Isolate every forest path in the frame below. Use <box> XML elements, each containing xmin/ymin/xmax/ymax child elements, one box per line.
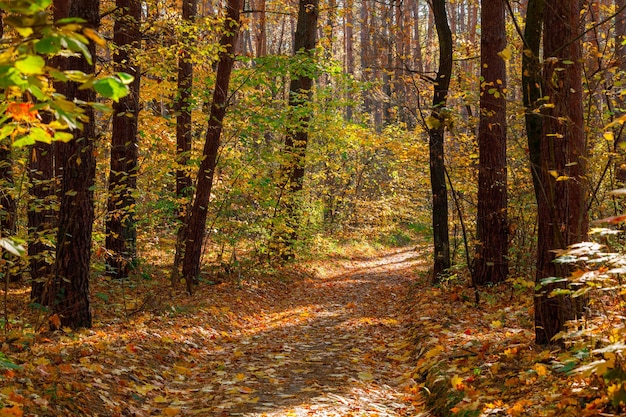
<box><xmin>9</xmin><ymin>247</ymin><xmax>429</xmax><ymax>416</ymax></box>
<box><xmin>194</xmin><ymin>247</ymin><xmax>428</xmax><ymax>416</ymax></box>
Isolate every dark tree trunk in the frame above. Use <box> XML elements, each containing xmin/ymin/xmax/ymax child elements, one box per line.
<box><xmin>614</xmin><ymin>0</ymin><xmax>626</xmax><ymax>185</ymax></box>
<box><xmin>28</xmin><ymin>143</ymin><xmax>55</xmax><ymax>305</ymax></box>
<box><xmin>181</xmin><ymin>0</ymin><xmax>242</xmax><ymax>292</ymax></box>
<box><xmin>522</xmin><ymin>0</ymin><xmax>544</xmax><ymax>196</ymax></box>
<box><xmin>273</xmin><ymin>0</ymin><xmax>319</xmax><ymax>259</ymax></box>
<box><xmin>51</xmin><ymin>0</ymin><xmax>99</xmax><ymax>329</ymax></box>
<box><xmin>106</xmin><ymin>0</ymin><xmax>142</xmax><ymax>279</ymax></box>
<box><xmin>428</xmin><ymin>0</ymin><xmax>452</xmax><ymax>282</ymax></box>
<box><xmin>29</xmin><ymin>3</ymin><xmax>67</xmax><ymax>305</ymax></box>
<box><xmin>171</xmin><ymin>0</ymin><xmax>197</xmax><ymax>283</ymax></box>
<box><xmin>473</xmin><ymin>0</ymin><xmax>508</xmax><ymax>285</ymax></box>
<box><xmin>535</xmin><ymin>0</ymin><xmax>588</xmax><ymax>345</ymax></box>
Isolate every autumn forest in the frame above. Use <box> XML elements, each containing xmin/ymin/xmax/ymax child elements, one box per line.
<box><xmin>1</xmin><ymin>0</ymin><xmax>626</xmax><ymax>415</ymax></box>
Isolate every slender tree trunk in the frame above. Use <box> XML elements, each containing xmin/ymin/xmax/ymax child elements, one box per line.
<box><xmin>29</xmin><ymin>3</ymin><xmax>67</xmax><ymax>305</ymax></box>
<box><xmin>181</xmin><ymin>0</ymin><xmax>242</xmax><ymax>292</ymax></box>
<box><xmin>171</xmin><ymin>0</ymin><xmax>197</xmax><ymax>283</ymax></box>
<box><xmin>272</xmin><ymin>0</ymin><xmax>319</xmax><ymax>260</ymax></box>
<box><xmin>28</xmin><ymin>143</ymin><xmax>55</xmax><ymax>305</ymax></box>
<box><xmin>522</xmin><ymin>0</ymin><xmax>544</xmax><ymax>196</ymax></box>
<box><xmin>360</xmin><ymin>0</ymin><xmax>372</xmax><ymax>116</ymax></box>
<box><xmin>473</xmin><ymin>0</ymin><xmax>508</xmax><ymax>285</ymax></box>
<box><xmin>51</xmin><ymin>0</ymin><xmax>99</xmax><ymax>329</ymax></box>
<box><xmin>428</xmin><ymin>0</ymin><xmax>452</xmax><ymax>282</ymax></box>
<box><xmin>106</xmin><ymin>0</ymin><xmax>142</xmax><ymax>280</ymax></box>
<box><xmin>344</xmin><ymin>0</ymin><xmax>354</xmax><ymax>121</ymax></box>
<box><xmin>614</xmin><ymin>0</ymin><xmax>626</xmax><ymax>184</ymax></box>
<box><xmin>535</xmin><ymin>0</ymin><xmax>588</xmax><ymax>345</ymax></box>
<box><xmin>254</xmin><ymin>0</ymin><xmax>267</xmax><ymax>57</ymax></box>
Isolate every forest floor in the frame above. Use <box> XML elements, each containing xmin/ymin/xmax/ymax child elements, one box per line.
<box><xmin>0</xmin><ymin>245</ymin><xmax>429</xmax><ymax>416</ymax></box>
<box><xmin>0</xmin><ymin>241</ymin><xmax>620</xmax><ymax>417</ymax></box>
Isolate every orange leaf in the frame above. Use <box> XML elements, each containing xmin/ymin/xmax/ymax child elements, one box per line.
<box><xmin>49</xmin><ymin>314</ymin><xmax>61</xmax><ymax>328</ymax></box>
<box><xmin>7</xmin><ymin>102</ymin><xmax>38</xmax><ymax>121</ymax></box>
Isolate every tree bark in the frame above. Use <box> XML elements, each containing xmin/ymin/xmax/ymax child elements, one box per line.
<box><xmin>272</xmin><ymin>0</ymin><xmax>319</xmax><ymax>259</ymax></box>
<box><xmin>51</xmin><ymin>0</ymin><xmax>99</xmax><ymax>329</ymax></box>
<box><xmin>473</xmin><ymin>0</ymin><xmax>508</xmax><ymax>285</ymax></box>
<box><xmin>522</xmin><ymin>0</ymin><xmax>544</xmax><ymax>196</ymax></box>
<box><xmin>428</xmin><ymin>0</ymin><xmax>452</xmax><ymax>282</ymax></box>
<box><xmin>535</xmin><ymin>0</ymin><xmax>588</xmax><ymax>345</ymax></box>
<box><xmin>106</xmin><ymin>0</ymin><xmax>142</xmax><ymax>280</ymax></box>
<box><xmin>171</xmin><ymin>0</ymin><xmax>197</xmax><ymax>283</ymax></box>
<box><xmin>181</xmin><ymin>0</ymin><xmax>242</xmax><ymax>292</ymax></box>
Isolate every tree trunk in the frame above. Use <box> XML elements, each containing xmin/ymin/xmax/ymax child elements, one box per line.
<box><xmin>344</xmin><ymin>0</ymin><xmax>354</xmax><ymax>121</ymax></box>
<box><xmin>171</xmin><ymin>0</ymin><xmax>197</xmax><ymax>283</ymax></box>
<box><xmin>181</xmin><ymin>0</ymin><xmax>242</xmax><ymax>292</ymax></box>
<box><xmin>535</xmin><ymin>0</ymin><xmax>588</xmax><ymax>345</ymax></box>
<box><xmin>106</xmin><ymin>0</ymin><xmax>142</xmax><ymax>280</ymax></box>
<box><xmin>522</xmin><ymin>0</ymin><xmax>544</xmax><ymax>196</ymax></box>
<box><xmin>272</xmin><ymin>0</ymin><xmax>319</xmax><ymax>259</ymax></box>
<box><xmin>51</xmin><ymin>0</ymin><xmax>99</xmax><ymax>329</ymax></box>
<box><xmin>428</xmin><ymin>0</ymin><xmax>452</xmax><ymax>282</ymax></box>
<box><xmin>28</xmin><ymin>142</ymin><xmax>55</xmax><ymax>305</ymax></box>
<box><xmin>473</xmin><ymin>0</ymin><xmax>508</xmax><ymax>285</ymax></box>
<box><xmin>614</xmin><ymin>0</ymin><xmax>626</xmax><ymax>184</ymax></box>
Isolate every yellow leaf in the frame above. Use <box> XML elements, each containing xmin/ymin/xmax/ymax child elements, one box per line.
<box><xmin>153</xmin><ymin>395</ymin><xmax>169</xmax><ymax>403</ymax></box>
<box><xmin>490</xmin><ymin>320</ymin><xmax>502</xmax><ymax>329</ymax></box>
<box><xmin>533</xmin><ymin>363</ymin><xmax>549</xmax><ymax>377</ymax></box>
<box><xmin>162</xmin><ymin>407</ymin><xmax>180</xmax><ymax>417</ymax></box>
<box><xmin>451</xmin><ymin>374</ymin><xmax>464</xmax><ymax>390</ymax></box>
<box><xmin>425</xmin><ymin>115</ymin><xmax>441</xmax><ymax>130</ymax></box>
<box><xmin>604</xmin><ymin>131</ymin><xmax>615</xmax><ymax>141</ymax></box>
<box><xmin>83</xmin><ymin>28</ymin><xmax>107</xmax><ymax>47</ymax></box>
<box><xmin>424</xmin><ymin>345</ymin><xmax>444</xmax><ymax>360</ymax></box>
<box><xmin>498</xmin><ymin>45</ymin><xmax>513</xmax><ymax>61</ymax></box>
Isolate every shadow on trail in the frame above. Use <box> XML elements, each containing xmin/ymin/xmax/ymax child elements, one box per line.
<box><xmin>195</xmin><ymin>248</ymin><xmax>427</xmax><ymax>416</ymax></box>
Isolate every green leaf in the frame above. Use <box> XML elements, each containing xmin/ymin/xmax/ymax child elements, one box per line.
<box><xmin>116</xmin><ymin>72</ymin><xmax>135</xmax><ymax>85</ymax></box>
<box><xmin>15</xmin><ymin>55</ymin><xmax>45</xmax><ymax>75</ymax></box>
<box><xmin>93</xmin><ymin>77</ymin><xmax>129</xmax><ymax>101</ymax></box>
<box><xmin>53</xmin><ymin>131</ymin><xmax>73</xmax><ymax>142</ymax></box>
<box><xmin>35</xmin><ymin>36</ymin><xmax>62</xmax><ymax>54</ymax></box>
<box><xmin>0</xmin><ymin>123</ymin><xmax>16</xmax><ymax>141</ymax></box>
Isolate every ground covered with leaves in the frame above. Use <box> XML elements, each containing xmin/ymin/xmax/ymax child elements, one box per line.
<box><xmin>0</xmin><ymin>247</ymin><xmax>427</xmax><ymax>417</ymax></box>
<box><xmin>1</xmin><ymin>243</ymin><xmax>623</xmax><ymax>416</ymax></box>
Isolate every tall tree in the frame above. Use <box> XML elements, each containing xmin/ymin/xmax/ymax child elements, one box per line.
<box><xmin>180</xmin><ymin>0</ymin><xmax>242</xmax><ymax>292</ymax></box>
<box><xmin>428</xmin><ymin>0</ymin><xmax>452</xmax><ymax>282</ymax></box>
<box><xmin>522</xmin><ymin>0</ymin><xmax>544</xmax><ymax>195</ymax></box>
<box><xmin>106</xmin><ymin>0</ymin><xmax>142</xmax><ymax>279</ymax></box>
<box><xmin>171</xmin><ymin>0</ymin><xmax>197</xmax><ymax>283</ymax></box>
<box><xmin>29</xmin><ymin>1</ymin><xmax>68</xmax><ymax>305</ymax></box>
<box><xmin>273</xmin><ymin>0</ymin><xmax>319</xmax><ymax>259</ymax></box>
<box><xmin>50</xmin><ymin>0</ymin><xmax>99</xmax><ymax>328</ymax></box>
<box><xmin>534</xmin><ymin>0</ymin><xmax>587</xmax><ymax>345</ymax></box>
<box><xmin>473</xmin><ymin>0</ymin><xmax>508</xmax><ymax>285</ymax></box>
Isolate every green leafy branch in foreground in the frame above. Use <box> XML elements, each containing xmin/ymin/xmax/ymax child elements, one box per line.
<box><xmin>0</xmin><ymin>0</ymin><xmax>133</xmax><ymax>148</ymax></box>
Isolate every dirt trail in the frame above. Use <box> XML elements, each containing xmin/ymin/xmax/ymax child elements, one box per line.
<box><xmin>200</xmin><ymin>248</ymin><xmax>428</xmax><ymax>416</ymax></box>
<box><xmin>8</xmin><ymin>248</ymin><xmax>429</xmax><ymax>417</ymax></box>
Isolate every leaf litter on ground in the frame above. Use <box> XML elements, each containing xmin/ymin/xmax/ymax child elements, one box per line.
<box><xmin>0</xmin><ymin>247</ymin><xmax>428</xmax><ymax>416</ymax></box>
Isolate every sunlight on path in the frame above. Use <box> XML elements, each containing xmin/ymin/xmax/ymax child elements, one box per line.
<box><xmin>212</xmin><ymin>249</ymin><xmax>428</xmax><ymax>417</ymax></box>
